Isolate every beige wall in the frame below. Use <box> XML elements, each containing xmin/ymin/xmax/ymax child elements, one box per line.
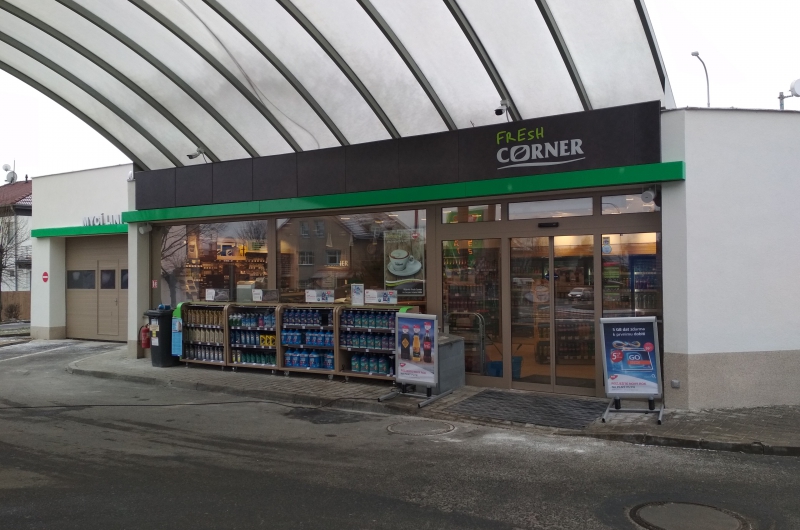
<box><xmin>665</xmin><ymin>350</ymin><xmax>800</xmax><ymax>410</ymax></box>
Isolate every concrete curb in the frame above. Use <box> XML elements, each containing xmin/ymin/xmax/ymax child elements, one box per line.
<box><xmin>0</xmin><ymin>338</ymin><xmax>31</xmax><ymax>348</ymax></box>
<box><xmin>67</xmin><ymin>361</ymin><xmax>800</xmax><ymax>456</ymax></box>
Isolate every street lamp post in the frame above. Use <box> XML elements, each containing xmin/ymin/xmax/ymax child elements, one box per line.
<box><xmin>691</xmin><ymin>51</ymin><xmax>710</xmax><ymax>108</ymax></box>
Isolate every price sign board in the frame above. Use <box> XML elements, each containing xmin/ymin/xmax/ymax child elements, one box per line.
<box><xmin>365</xmin><ymin>289</ymin><xmax>397</xmax><ymax>304</ymax></box>
<box><xmin>600</xmin><ymin>317</ymin><xmax>662</xmax><ymax>399</ymax></box>
<box><xmin>305</xmin><ymin>289</ymin><xmax>334</xmax><ymax>303</ymax></box>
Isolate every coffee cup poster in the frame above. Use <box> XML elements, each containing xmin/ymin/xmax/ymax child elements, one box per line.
<box><xmin>384</xmin><ymin>229</ymin><xmax>425</xmax><ymax>297</ymax></box>
<box><xmin>396</xmin><ymin>315</ymin><xmax>436</xmax><ymax>385</ymax></box>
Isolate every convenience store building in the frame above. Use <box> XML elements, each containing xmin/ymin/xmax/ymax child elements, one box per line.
<box><xmin>31</xmin><ymin>105</ymin><xmax>800</xmax><ymax>410</ymax></box>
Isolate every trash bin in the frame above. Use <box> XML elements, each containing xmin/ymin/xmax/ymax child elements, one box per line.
<box><xmin>144</xmin><ymin>308</ymin><xmax>178</xmax><ymax>367</ymax></box>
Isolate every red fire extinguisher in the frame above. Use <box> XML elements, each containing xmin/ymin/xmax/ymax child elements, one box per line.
<box><xmin>140</xmin><ymin>324</ymin><xmax>151</xmax><ymax>349</ymax></box>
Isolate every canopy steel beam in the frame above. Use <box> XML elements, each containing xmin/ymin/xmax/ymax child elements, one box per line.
<box><xmin>203</xmin><ymin>0</ymin><xmax>348</xmax><ymax>146</ymax></box>
<box><xmin>55</xmin><ymin>0</ymin><xmax>258</xmax><ymax>158</ymax></box>
<box><xmin>129</xmin><ymin>0</ymin><xmax>302</xmax><ymax>153</ymax></box>
<box><xmin>0</xmin><ymin>60</ymin><xmax>148</xmax><ymax>170</ymax></box>
<box><xmin>356</xmin><ymin>0</ymin><xmax>456</xmax><ymax>131</ymax></box>
<box><xmin>0</xmin><ymin>0</ymin><xmax>213</xmax><ymax>163</ymax></box>
<box><xmin>633</xmin><ymin>0</ymin><xmax>666</xmax><ymax>91</ymax></box>
<box><xmin>276</xmin><ymin>0</ymin><xmax>399</xmax><ymax>139</ymax></box>
<box><xmin>535</xmin><ymin>0</ymin><xmax>592</xmax><ymax>111</ymax></box>
<box><xmin>443</xmin><ymin>0</ymin><xmax>521</xmax><ymax>122</ymax></box>
<box><xmin>0</xmin><ymin>31</ymin><xmax>179</xmax><ymax>166</ymax></box>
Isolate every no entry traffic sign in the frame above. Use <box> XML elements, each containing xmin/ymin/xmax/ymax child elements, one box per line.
<box><xmin>42</xmin><ymin>272</ymin><xmax>49</xmax><ymax>283</ymax></box>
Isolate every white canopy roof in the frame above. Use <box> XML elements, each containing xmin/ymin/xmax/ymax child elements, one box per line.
<box><xmin>0</xmin><ymin>0</ymin><xmax>673</xmax><ymax>170</ymax></box>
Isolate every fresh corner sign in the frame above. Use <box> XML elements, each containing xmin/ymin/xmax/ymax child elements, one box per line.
<box><xmin>82</xmin><ymin>213</ymin><xmax>122</xmax><ymax>226</ymax></box>
<box><xmin>495</xmin><ymin>126</ymin><xmax>584</xmax><ymax>170</ymax></box>
<box><xmin>457</xmin><ymin>100</ymin><xmax>661</xmax><ymax>182</ymax></box>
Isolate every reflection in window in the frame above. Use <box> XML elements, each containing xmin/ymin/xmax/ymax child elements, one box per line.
<box><xmin>121</xmin><ymin>269</ymin><xmax>129</xmax><ymax>289</ymax></box>
<box><xmin>279</xmin><ymin>210</ymin><xmax>426</xmax><ymax>305</ymax></box>
<box><xmin>442</xmin><ymin>204</ymin><xmax>501</xmax><ymax>223</ymax></box>
<box><xmin>67</xmin><ymin>270</ymin><xmax>95</xmax><ymax>289</ymax></box>
<box><xmin>159</xmin><ymin>221</ymin><xmax>268</xmax><ymax>307</ymax></box>
<box><xmin>100</xmin><ymin>270</ymin><xmax>116</xmax><ymax>289</ymax></box>
<box><xmin>602</xmin><ymin>194</ymin><xmax>660</xmax><ymax>214</ymax></box>
<box><xmin>509</xmin><ymin>198</ymin><xmax>592</xmax><ymax>219</ymax></box>
<box><xmin>326</xmin><ymin>250</ymin><xmax>341</xmax><ymax>265</ymax></box>
<box><xmin>300</xmin><ymin>221</ymin><xmax>310</xmax><ymax>238</ymax></box>
<box><xmin>602</xmin><ymin>233</ymin><xmax>662</xmax><ymax>318</ymax></box>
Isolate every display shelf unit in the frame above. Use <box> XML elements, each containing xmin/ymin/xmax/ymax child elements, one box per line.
<box><xmin>338</xmin><ymin>305</ymin><xmax>411</xmax><ymax>381</ymax></box>
<box><xmin>180</xmin><ymin>303</ymin><xmax>228</xmax><ymax>366</ymax></box>
<box><xmin>227</xmin><ymin>303</ymin><xmax>279</xmax><ymax>371</ymax></box>
<box><xmin>278</xmin><ymin>304</ymin><xmax>337</xmax><ymax>374</ymax></box>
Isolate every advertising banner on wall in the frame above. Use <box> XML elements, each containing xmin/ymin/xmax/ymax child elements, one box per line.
<box><xmin>600</xmin><ymin>317</ymin><xmax>662</xmax><ymax>399</ymax></box>
<box><xmin>396</xmin><ymin>313</ymin><xmax>437</xmax><ymax>386</ymax></box>
<box><xmin>384</xmin><ymin>228</ymin><xmax>425</xmax><ymax>297</ymax></box>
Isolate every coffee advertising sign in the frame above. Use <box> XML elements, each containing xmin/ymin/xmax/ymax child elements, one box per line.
<box><xmin>384</xmin><ymin>228</ymin><xmax>425</xmax><ymax>297</ymax></box>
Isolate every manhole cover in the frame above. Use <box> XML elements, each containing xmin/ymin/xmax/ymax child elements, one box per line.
<box><xmin>631</xmin><ymin>502</ymin><xmax>750</xmax><ymax>530</ymax></box>
<box><xmin>387</xmin><ymin>420</ymin><xmax>455</xmax><ymax>436</ymax></box>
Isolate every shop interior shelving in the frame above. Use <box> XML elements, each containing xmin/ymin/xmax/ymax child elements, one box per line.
<box><xmin>338</xmin><ymin>305</ymin><xmax>404</xmax><ymax>381</ymax></box>
<box><xmin>278</xmin><ymin>304</ymin><xmax>338</xmax><ymax>377</ymax></box>
<box><xmin>227</xmin><ymin>303</ymin><xmax>279</xmax><ymax>371</ymax></box>
<box><xmin>180</xmin><ymin>303</ymin><xmax>227</xmax><ymax>367</ymax></box>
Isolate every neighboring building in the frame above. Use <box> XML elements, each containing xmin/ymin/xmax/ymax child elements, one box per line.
<box><xmin>0</xmin><ymin>179</ymin><xmax>33</xmax><ymax>292</ymax></box>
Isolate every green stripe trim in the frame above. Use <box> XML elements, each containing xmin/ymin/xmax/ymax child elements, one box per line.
<box><xmin>32</xmin><ymin>224</ymin><xmax>128</xmax><ymax>238</ymax></box>
<box><xmin>122</xmin><ymin>162</ymin><xmax>684</xmax><ymax>223</ymax></box>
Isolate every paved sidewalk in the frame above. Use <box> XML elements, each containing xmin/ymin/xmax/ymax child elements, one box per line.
<box><xmin>67</xmin><ymin>348</ymin><xmax>800</xmax><ymax>456</ymax></box>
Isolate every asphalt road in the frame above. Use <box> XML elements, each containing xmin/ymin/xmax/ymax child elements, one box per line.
<box><xmin>0</xmin><ymin>341</ymin><xmax>798</xmax><ymax>529</ymax></box>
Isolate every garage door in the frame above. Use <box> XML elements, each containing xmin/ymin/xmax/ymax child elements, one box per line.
<box><xmin>66</xmin><ymin>235</ymin><xmax>128</xmax><ymax>341</ymax></box>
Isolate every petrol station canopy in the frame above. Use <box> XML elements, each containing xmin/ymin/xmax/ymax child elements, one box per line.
<box><xmin>0</xmin><ymin>0</ymin><xmax>673</xmax><ymax>171</ymax></box>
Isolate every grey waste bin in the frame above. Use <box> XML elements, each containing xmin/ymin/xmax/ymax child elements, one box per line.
<box><xmin>144</xmin><ymin>309</ymin><xmax>178</xmax><ymax>367</ymax></box>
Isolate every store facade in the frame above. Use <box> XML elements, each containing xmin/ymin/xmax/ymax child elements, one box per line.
<box><xmin>31</xmin><ymin>106</ymin><xmax>800</xmax><ymax>409</ymax></box>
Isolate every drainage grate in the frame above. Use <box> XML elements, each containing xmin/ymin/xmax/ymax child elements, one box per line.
<box><xmin>446</xmin><ymin>389</ymin><xmax>608</xmax><ymax>430</ymax></box>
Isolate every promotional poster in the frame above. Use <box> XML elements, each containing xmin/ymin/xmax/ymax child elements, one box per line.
<box><xmin>396</xmin><ymin>314</ymin><xmax>437</xmax><ymax>386</ymax></box>
<box><xmin>600</xmin><ymin>317</ymin><xmax>662</xmax><ymax>398</ymax></box>
<box><xmin>384</xmin><ymin>229</ymin><xmax>425</xmax><ymax>297</ymax></box>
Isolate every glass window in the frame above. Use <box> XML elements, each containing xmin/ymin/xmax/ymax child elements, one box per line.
<box><xmin>602</xmin><ymin>233</ymin><xmax>662</xmax><ymax>318</ymax></box>
<box><xmin>509</xmin><ymin>198</ymin><xmax>592</xmax><ymax>220</ymax></box>
<box><xmin>326</xmin><ymin>250</ymin><xmax>342</xmax><ymax>266</ymax></box>
<box><xmin>314</xmin><ymin>220</ymin><xmax>326</xmax><ymax>238</ymax></box>
<box><xmin>443</xmin><ymin>239</ymin><xmax>502</xmax><ymax>377</ymax></box>
<box><xmin>279</xmin><ymin>210</ymin><xmax>426</xmax><ymax>305</ymax></box>
<box><xmin>67</xmin><ymin>270</ymin><xmax>95</xmax><ymax>289</ymax></box>
<box><xmin>159</xmin><ymin>221</ymin><xmax>268</xmax><ymax>307</ymax></box>
<box><xmin>300</xmin><ymin>221</ymin><xmax>310</xmax><ymax>238</ymax></box>
<box><xmin>121</xmin><ymin>269</ymin><xmax>129</xmax><ymax>290</ymax></box>
<box><xmin>442</xmin><ymin>204</ymin><xmax>501</xmax><ymax>224</ymax></box>
<box><xmin>100</xmin><ymin>270</ymin><xmax>116</xmax><ymax>289</ymax></box>
<box><xmin>602</xmin><ymin>194</ymin><xmax>660</xmax><ymax>214</ymax></box>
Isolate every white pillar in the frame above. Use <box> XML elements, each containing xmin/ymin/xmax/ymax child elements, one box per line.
<box><xmin>30</xmin><ymin>236</ymin><xmax>66</xmax><ymax>339</ymax></box>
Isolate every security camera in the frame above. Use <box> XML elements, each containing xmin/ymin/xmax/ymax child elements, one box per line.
<box><xmin>641</xmin><ymin>189</ymin><xmax>657</xmax><ymax>204</ymax></box>
<box><xmin>138</xmin><ymin>223</ymin><xmax>153</xmax><ymax>235</ymax></box>
<box><xmin>127</xmin><ymin>170</ymin><xmax>134</xmax><ymax>182</ymax></box>
<box><xmin>495</xmin><ymin>99</ymin><xmax>509</xmax><ymax>116</ymax></box>
<box><xmin>187</xmin><ymin>147</ymin><xmax>205</xmax><ymax>160</ymax></box>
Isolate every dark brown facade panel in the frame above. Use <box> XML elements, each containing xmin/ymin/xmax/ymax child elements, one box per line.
<box><xmin>297</xmin><ymin>147</ymin><xmax>346</xmax><ymax>196</ymax></box>
<box><xmin>632</xmin><ymin>100</ymin><xmax>662</xmax><ymax>164</ymax></box>
<box><xmin>253</xmin><ymin>153</ymin><xmax>298</xmax><ymax>200</ymax></box>
<box><xmin>398</xmin><ymin>131</ymin><xmax>459</xmax><ymax>187</ymax></box>
<box><xmin>175</xmin><ymin>164</ymin><xmax>212</xmax><ymax>207</ymax></box>
<box><xmin>135</xmin><ymin>167</ymin><xmax>175</xmax><ymax>210</ymax></box>
<box><xmin>345</xmin><ymin>139</ymin><xmax>398</xmax><ymax>193</ymax></box>
<box><xmin>212</xmin><ymin>158</ymin><xmax>253</xmax><ymax>204</ymax></box>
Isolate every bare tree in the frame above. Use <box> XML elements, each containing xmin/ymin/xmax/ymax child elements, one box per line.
<box><xmin>0</xmin><ymin>205</ymin><xmax>29</xmax><ymax>320</ymax></box>
<box><xmin>235</xmin><ymin>220</ymin><xmax>269</xmax><ymax>243</ymax></box>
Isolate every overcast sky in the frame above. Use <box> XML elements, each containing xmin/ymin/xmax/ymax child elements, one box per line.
<box><xmin>0</xmin><ymin>0</ymin><xmax>797</xmax><ymax>179</ymax></box>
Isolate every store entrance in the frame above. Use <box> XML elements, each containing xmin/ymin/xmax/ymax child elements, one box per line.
<box><xmin>510</xmin><ymin>236</ymin><xmax>596</xmax><ymax>394</ymax></box>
